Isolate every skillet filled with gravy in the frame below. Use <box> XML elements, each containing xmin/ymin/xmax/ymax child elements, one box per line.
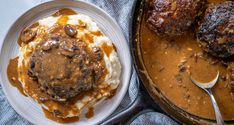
<box><xmin>131</xmin><ymin>0</ymin><xmax>234</xmax><ymax>124</ymax></box>
<box><xmin>102</xmin><ymin>0</ymin><xmax>234</xmax><ymax>124</ymax></box>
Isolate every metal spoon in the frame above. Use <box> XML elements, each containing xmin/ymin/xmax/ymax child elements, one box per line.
<box><xmin>190</xmin><ymin>71</ymin><xmax>224</xmax><ymax>125</ymax></box>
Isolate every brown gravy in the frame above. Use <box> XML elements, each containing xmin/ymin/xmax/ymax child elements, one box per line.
<box><xmin>17</xmin><ymin>22</ymin><xmax>39</xmax><ymax>46</ymax></box>
<box><xmin>7</xmin><ymin>57</ymin><xmax>26</xmax><ymax>96</ymax></box>
<box><xmin>85</xmin><ymin>107</ymin><xmax>94</xmax><ymax>119</ymax></box>
<box><xmin>101</xmin><ymin>42</ymin><xmax>113</xmax><ymax>57</ymax></box>
<box><xmin>140</xmin><ymin>0</ymin><xmax>234</xmax><ymax>120</ymax></box>
<box><xmin>52</xmin><ymin>8</ymin><xmax>77</xmax><ymax>17</ymax></box>
<box><xmin>42</xmin><ymin>108</ymin><xmax>80</xmax><ymax>123</ymax></box>
<box><xmin>57</xmin><ymin>15</ymin><xmax>69</xmax><ymax>25</ymax></box>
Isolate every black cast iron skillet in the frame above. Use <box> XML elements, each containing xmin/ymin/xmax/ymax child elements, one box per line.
<box><xmin>101</xmin><ymin>0</ymin><xmax>234</xmax><ymax>124</ymax></box>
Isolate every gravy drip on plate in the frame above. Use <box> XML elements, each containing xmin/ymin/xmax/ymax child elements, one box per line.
<box><xmin>141</xmin><ymin>0</ymin><xmax>234</xmax><ymax>120</ymax></box>
<box><xmin>52</xmin><ymin>8</ymin><xmax>77</xmax><ymax>17</ymax></box>
<box><xmin>7</xmin><ymin>57</ymin><xmax>26</xmax><ymax>96</ymax></box>
<box><xmin>42</xmin><ymin>108</ymin><xmax>80</xmax><ymax>123</ymax></box>
<box><xmin>85</xmin><ymin>107</ymin><xmax>94</xmax><ymax>119</ymax></box>
<box><xmin>8</xmin><ymin>8</ymin><xmax>118</xmax><ymax>123</ymax></box>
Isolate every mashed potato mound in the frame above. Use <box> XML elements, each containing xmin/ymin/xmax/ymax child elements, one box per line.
<box><xmin>17</xmin><ymin>10</ymin><xmax>121</xmax><ymax>118</ymax></box>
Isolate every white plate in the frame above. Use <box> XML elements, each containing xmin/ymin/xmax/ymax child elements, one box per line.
<box><xmin>0</xmin><ymin>0</ymin><xmax>131</xmax><ymax>125</ymax></box>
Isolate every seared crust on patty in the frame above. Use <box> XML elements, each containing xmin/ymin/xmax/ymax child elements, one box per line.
<box><xmin>147</xmin><ymin>0</ymin><xmax>207</xmax><ymax>37</ymax></box>
<box><xmin>197</xmin><ymin>1</ymin><xmax>234</xmax><ymax>58</ymax></box>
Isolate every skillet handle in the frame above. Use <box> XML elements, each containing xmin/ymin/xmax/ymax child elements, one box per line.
<box><xmin>101</xmin><ymin>93</ymin><xmax>146</xmax><ymax>125</ymax></box>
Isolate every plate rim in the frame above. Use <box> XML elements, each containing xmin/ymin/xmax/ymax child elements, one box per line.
<box><xmin>0</xmin><ymin>0</ymin><xmax>132</xmax><ymax>124</ymax></box>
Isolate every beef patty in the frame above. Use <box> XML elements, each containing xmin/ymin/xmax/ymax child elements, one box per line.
<box><xmin>197</xmin><ymin>1</ymin><xmax>234</xmax><ymax>58</ymax></box>
<box><xmin>197</xmin><ymin>1</ymin><xmax>234</xmax><ymax>93</ymax></box>
<box><xmin>147</xmin><ymin>0</ymin><xmax>206</xmax><ymax>37</ymax></box>
<box><xmin>28</xmin><ymin>31</ymin><xmax>106</xmax><ymax>101</ymax></box>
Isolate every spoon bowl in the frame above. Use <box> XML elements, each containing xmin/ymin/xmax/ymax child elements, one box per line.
<box><xmin>190</xmin><ymin>71</ymin><xmax>224</xmax><ymax>125</ymax></box>
<box><xmin>190</xmin><ymin>71</ymin><xmax>219</xmax><ymax>89</ymax></box>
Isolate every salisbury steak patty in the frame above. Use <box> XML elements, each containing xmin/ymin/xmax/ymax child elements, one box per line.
<box><xmin>28</xmin><ymin>33</ymin><xmax>106</xmax><ymax>101</ymax></box>
<box><xmin>147</xmin><ymin>0</ymin><xmax>206</xmax><ymax>37</ymax></box>
<box><xmin>197</xmin><ymin>1</ymin><xmax>234</xmax><ymax>58</ymax></box>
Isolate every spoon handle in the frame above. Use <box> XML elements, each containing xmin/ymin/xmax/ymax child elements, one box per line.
<box><xmin>206</xmin><ymin>89</ymin><xmax>224</xmax><ymax>125</ymax></box>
